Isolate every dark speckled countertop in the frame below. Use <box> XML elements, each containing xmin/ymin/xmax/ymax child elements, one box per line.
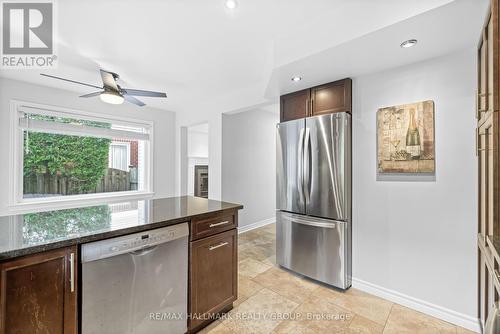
<box><xmin>0</xmin><ymin>196</ymin><xmax>243</xmax><ymax>261</ymax></box>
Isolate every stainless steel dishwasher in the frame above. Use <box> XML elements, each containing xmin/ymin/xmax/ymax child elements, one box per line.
<box><xmin>81</xmin><ymin>223</ymin><xmax>189</xmax><ymax>334</ymax></box>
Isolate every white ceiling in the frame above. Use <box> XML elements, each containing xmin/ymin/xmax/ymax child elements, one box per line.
<box><xmin>267</xmin><ymin>0</ymin><xmax>489</xmax><ymax>97</ymax></box>
<box><xmin>0</xmin><ymin>0</ymin><xmax>486</xmax><ymax>124</ymax></box>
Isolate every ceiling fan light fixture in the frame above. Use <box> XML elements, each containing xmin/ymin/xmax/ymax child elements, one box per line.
<box><xmin>225</xmin><ymin>0</ymin><xmax>238</xmax><ymax>9</ymax></box>
<box><xmin>100</xmin><ymin>91</ymin><xmax>124</xmax><ymax>105</ymax></box>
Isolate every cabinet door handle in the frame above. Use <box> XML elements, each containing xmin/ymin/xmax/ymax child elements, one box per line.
<box><xmin>209</xmin><ymin>221</ymin><xmax>230</xmax><ymax>228</ymax></box>
<box><xmin>209</xmin><ymin>242</ymin><xmax>229</xmax><ymax>251</ymax></box>
<box><xmin>69</xmin><ymin>252</ymin><xmax>75</xmax><ymax>293</ymax></box>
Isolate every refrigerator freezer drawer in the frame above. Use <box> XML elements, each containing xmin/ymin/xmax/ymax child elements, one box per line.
<box><xmin>276</xmin><ymin>211</ymin><xmax>351</xmax><ymax>289</ymax></box>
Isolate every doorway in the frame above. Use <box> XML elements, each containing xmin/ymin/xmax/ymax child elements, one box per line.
<box><xmin>187</xmin><ymin>123</ymin><xmax>209</xmax><ymax>198</ymax></box>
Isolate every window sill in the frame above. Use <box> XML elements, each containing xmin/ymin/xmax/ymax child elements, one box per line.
<box><xmin>7</xmin><ymin>191</ymin><xmax>154</xmax><ymax>215</ymax></box>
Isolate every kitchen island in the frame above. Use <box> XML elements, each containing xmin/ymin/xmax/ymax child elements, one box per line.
<box><xmin>0</xmin><ymin>196</ymin><xmax>243</xmax><ymax>333</ymax></box>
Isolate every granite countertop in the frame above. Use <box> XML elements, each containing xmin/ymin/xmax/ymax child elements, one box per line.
<box><xmin>0</xmin><ymin>196</ymin><xmax>243</xmax><ymax>261</ymax></box>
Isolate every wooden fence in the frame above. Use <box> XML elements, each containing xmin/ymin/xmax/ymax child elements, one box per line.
<box><xmin>24</xmin><ymin>167</ymin><xmax>137</xmax><ymax>196</ymax></box>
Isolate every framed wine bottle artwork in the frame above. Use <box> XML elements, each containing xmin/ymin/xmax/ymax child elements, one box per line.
<box><xmin>377</xmin><ymin>100</ymin><xmax>435</xmax><ymax>174</ymax></box>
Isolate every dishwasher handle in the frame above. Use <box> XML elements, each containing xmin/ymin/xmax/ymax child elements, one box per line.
<box><xmin>129</xmin><ymin>245</ymin><xmax>157</xmax><ymax>256</ymax></box>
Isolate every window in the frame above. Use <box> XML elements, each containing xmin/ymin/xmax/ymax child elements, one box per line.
<box><xmin>109</xmin><ymin>141</ymin><xmax>131</xmax><ymax>171</ymax></box>
<box><xmin>10</xmin><ymin>101</ymin><xmax>153</xmax><ymax>210</ymax></box>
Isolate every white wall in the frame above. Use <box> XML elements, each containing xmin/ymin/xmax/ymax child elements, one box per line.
<box><xmin>187</xmin><ymin>130</ymin><xmax>209</xmax><ymax>158</ymax></box>
<box><xmin>0</xmin><ymin>77</ymin><xmax>176</xmax><ymax>215</ymax></box>
<box><xmin>352</xmin><ymin>48</ymin><xmax>477</xmax><ymax>324</ymax></box>
<box><xmin>222</xmin><ymin>108</ymin><xmax>279</xmax><ymax>227</ymax></box>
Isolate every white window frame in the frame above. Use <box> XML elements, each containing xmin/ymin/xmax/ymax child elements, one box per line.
<box><xmin>9</xmin><ymin>100</ymin><xmax>154</xmax><ymax>213</ymax></box>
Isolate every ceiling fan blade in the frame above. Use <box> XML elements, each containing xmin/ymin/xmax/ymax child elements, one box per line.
<box><xmin>122</xmin><ymin>88</ymin><xmax>167</xmax><ymax>98</ymax></box>
<box><xmin>79</xmin><ymin>91</ymin><xmax>102</xmax><ymax>98</ymax></box>
<box><xmin>40</xmin><ymin>73</ymin><xmax>102</xmax><ymax>89</ymax></box>
<box><xmin>100</xmin><ymin>69</ymin><xmax>119</xmax><ymax>91</ymax></box>
<box><xmin>124</xmin><ymin>94</ymin><xmax>146</xmax><ymax>107</ymax></box>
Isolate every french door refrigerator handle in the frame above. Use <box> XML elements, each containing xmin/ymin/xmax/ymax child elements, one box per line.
<box><xmin>297</xmin><ymin>128</ymin><xmax>305</xmax><ymax>206</ymax></box>
<box><xmin>303</xmin><ymin>127</ymin><xmax>311</xmax><ymax>204</ymax></box>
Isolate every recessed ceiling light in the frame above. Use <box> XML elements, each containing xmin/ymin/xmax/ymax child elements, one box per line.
<box><xmin>400</xmin><ymin>39</ymin><xmax>418</xmax><ymax>48</ymax></box>
<box><xmin>291</xmin><ymin>76</ymin><xmax>302</xmax><ymax>82</ymax></box>
<box><xmin>225</xmin><ymin>0</ymin><xmax>238</xmax><ymax>9</ymax></box>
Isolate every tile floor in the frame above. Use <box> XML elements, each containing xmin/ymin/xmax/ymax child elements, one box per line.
<box><xmin>201</xmin><ymin>224</ymin><xmax>474</xmax><ymax>334</ymax></box>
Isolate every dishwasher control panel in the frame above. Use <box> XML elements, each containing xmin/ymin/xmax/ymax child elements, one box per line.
<box><xmin>81</xmin><ymin>223</ymin><xmax>189</xmax><ymax>263</ymax></box>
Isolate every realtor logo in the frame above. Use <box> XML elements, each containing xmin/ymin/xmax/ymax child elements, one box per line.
<box><xmin>1</xmin><ymin>1</ymin><xmax>57</xmax><ymax>68</ymax></box>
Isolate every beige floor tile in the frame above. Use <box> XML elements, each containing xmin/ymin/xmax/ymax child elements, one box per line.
<box><xmin>248</xmin><ymin>233</ymin><xmax>276</xmax><ymax>248</ymax></box>
<box><xmin>235</xmin><ymin>275</ymin><xmax>264</xmax><ymax>307</ymax></box>
<box><xmin>332</xmin><ymin>288</ymin><xmax>393</xmax><ymax>326</ymax></box>
<box><xmin>272</xmin><ymin>319</ymin><xmax>319</xmax><ymax>334</ymax></box>
<box><xmin>278</xmin><ymin>293</ymin><xmax>354</xmax><ymax>334</ymax></box>
<box><xmin>253</xmin><ymin>267</ymin><xmax>319</xmax><ymax>304</ymax></box>
<box><xmin>239</xmin><ymin>242</ymin><xmax>275</xmax><ymax>263</ymax></box>
<box><xmin>239</xmin><ymin>231</ymin><xmax>264</xmax><ymax>245</ymax></box>
<box><xmin>239</xmin><ymin>258</ymin><xmax>272</xmax><ymax>278</ymax></box>
<box><xmin>238</xmin><ymin>275</ymin><xmax>264</xmax><ymax>299</ymax></box>
<box><xmin>261</xmin><ymin>254</ymin><xmax>277</xmax><ymax>266</ymax></box>
<box><xmin>383</xmin><ymin>305</ymin><xmax>456</xmax><ymax>334</ymax></box>
<box><xmin>346</xmin><ymin>315</ymin><xmax>384</xmax><ymax>334</ymax></box>
<box><xmin>198</xmin><ymin>320</ymin><xmax>222</xmax><ymax>333</ymax></box>
<box><xmin>254</xmin><ymin>223</ymin><xmax>276</xmax><ymax>235</ymax></box>
<box><xmin>221</xmin><ymin>288</ymin><xmax>299</xmax><ymax>334</ymax></box>
<box><xmin>203</xmin><ymin>322</ymin><xmax>235</xmax><ymax>334</ymax></box>
<box><xmin>456</xmin><ymin>326</ymin><xmax>476</xmax><ymax>334</ymax></box>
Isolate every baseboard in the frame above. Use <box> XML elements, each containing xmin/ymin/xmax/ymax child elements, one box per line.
<box><xmin>352</xmin><ymin>277</ymin><xmax>481</xmax><ymax>333</ymax></box>
<box><xmin>238</xmin><ymin>217</ymin><xmax>275</xmax><ymax>234</ymax></box>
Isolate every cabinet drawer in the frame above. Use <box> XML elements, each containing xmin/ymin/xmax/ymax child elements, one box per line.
<box><xmin>189</xmin><ymin>229</ymin><xmax>237</xmax><ymax>331</ymax></box>
<box><xmin>191</xmin><ymin>211</ymin><xmax>237</xmax><ymax>240</ymax></box>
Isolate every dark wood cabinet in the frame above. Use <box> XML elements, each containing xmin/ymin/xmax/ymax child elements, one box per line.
<box><xmin>0</xmin><ymin>246</ymin><xmax>77</xmax><ymax>334</ymax></box>
<box><xmin>280</xmin><ymin>78</ymin><xmax>352</xmax><ymax>122</ymax></box>
<box><xmin>310</xmin><ymin>79</ymin><xmax>352</xmax><ymax>116</ymax></box>
<box><xmin>280</xmin><ymin>89</ymin><xmax>310</xmax><ymax>122</ymax></box>
<box><xmin>189</xmin><ymin>228</ymin><xmax>237</xmax><ymax>332</ymax></box>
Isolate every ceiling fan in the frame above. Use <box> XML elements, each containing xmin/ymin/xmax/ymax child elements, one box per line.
<box><xmin>40</xmin><ymin>69</ymin><xmax>167</xmax><ymax>107</ymax></box>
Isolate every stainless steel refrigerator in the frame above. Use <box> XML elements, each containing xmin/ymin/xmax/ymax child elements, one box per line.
<box><xmin>276</xmin><ymin>112</ymin><xmax>351</xmax><ymax>289</ymax></box>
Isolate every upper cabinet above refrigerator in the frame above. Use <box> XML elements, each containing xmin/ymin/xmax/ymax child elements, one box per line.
<box><xmin>280</xmin><ymin>90</ymin><xmax>310</xmax><ymax>122</ymax></box>
<box><xmin>280</xmin><ymin>78</ymin><xmax>352</xmax><ymax>123</ymax></box>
